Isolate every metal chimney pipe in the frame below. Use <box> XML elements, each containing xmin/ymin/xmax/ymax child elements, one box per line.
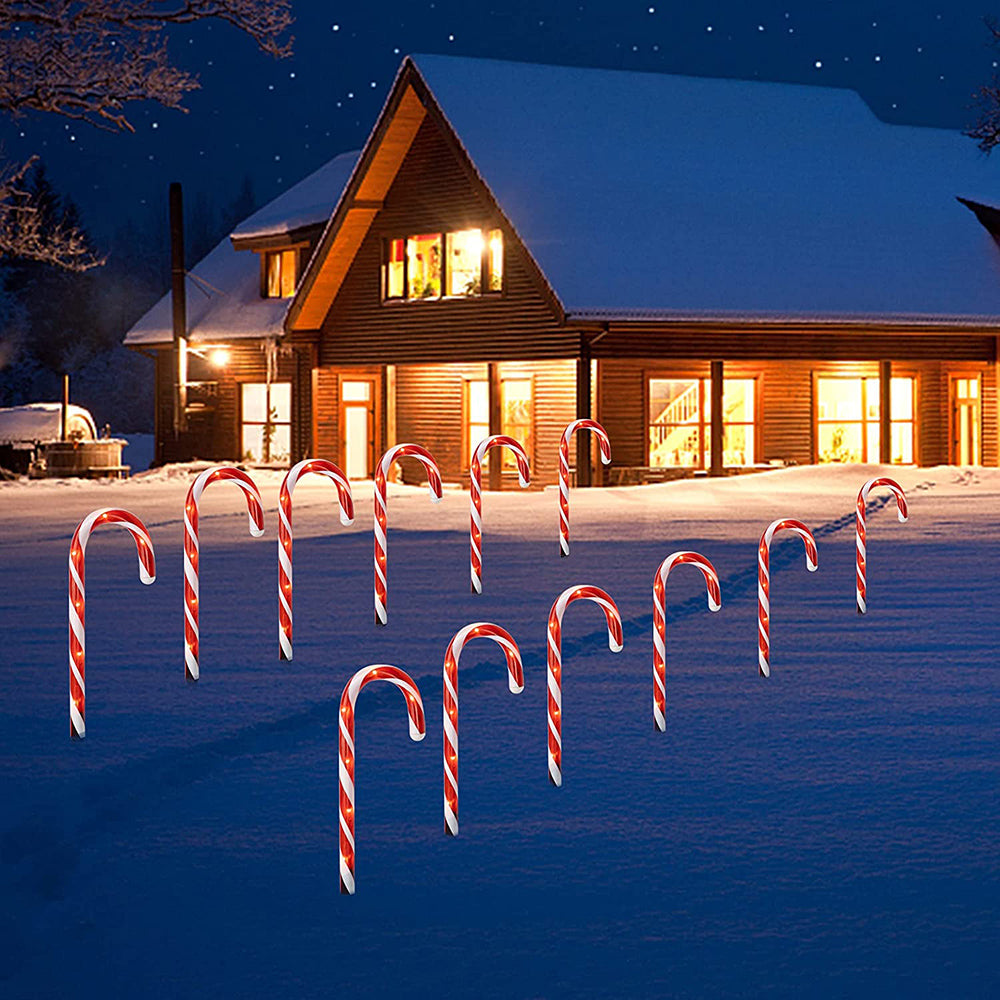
<box><xmin>61</xmin><ymin>373</ymin><xmax>69</xmax><ymax>441</ymax></box>
<box><xmin>169</xmin><ymin>182</ymin><xmax>188</xmax><ymax>436</ymax></box>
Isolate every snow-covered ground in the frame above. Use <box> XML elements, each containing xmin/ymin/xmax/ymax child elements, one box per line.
<box><xmin>1</xmin><ymin>465</ymin><xmax>997</xmax><ymax>997</ymax></box>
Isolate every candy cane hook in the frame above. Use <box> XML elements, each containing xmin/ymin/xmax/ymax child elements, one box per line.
<box><xmin>559</xmin><ymin>419</ymin><xmax>611</xmax><ymax>557</ymax></box>
<box><xmin>547</xmin><ymin>585</ymin><xmax>623</xmax><ymax>787</ymax></box>
<box><xmin>184</xmin><ymin>466</ymin><xmax>264</xmax><ymax>681</ymax></box>
<box><xmin>374</xmin><ymin>443</ymin><xmax>443</xmax><ymax>626</ymax></box>
<box><xmin>338</xmin><ymin>664</ymin><xmax>426</xmax><ymax>895</ymax></box>
<box><xmin>69</xmin><ymin>508</ymin><xmax>156</xmax><ymax>740</ymax></box>
<box><xmin>653</xmin><ymin>552</ymin><xmax>721</xmax><ymax>732</ymax></box>
<box><xmin>278</xmin><ymin>459</ymin><xmax>354</xmax><ymax>660</ymax></box>
<box><xmin>856</xmin><ymin>477</ymin><xmax>908</xmax><ymax>615</ymax></box>
<box><xmin>443</xmin><ymin>622</ymin><xmax>523</xmax><ymax>836</ymax></box>
<box><xmin>758</xmin><ymin>519</ymin><xmax>817</xmax><ymax>678</ymax></box>
<box><xmin>470</xmin><ymin>435</ymin><xmax>530</xmax><ymax>594</ymax></box>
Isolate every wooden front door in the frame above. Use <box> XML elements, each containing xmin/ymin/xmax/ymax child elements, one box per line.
<box><xmin>339</xmin><ymin>377</ymin><xmax>378</xmax><ymax>479</ymax></box>
<box><xmin>949</xmin><ymin>374</ymin><xmax>981</xmax><ymax>465</ymax></box>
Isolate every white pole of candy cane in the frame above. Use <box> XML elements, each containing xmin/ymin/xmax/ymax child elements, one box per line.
<box><xmin>547</xmin><ymin>585</ymin><xmax>623</xmax><ymax>786</ymax></box>
<box><xmin>69</xmin><ymin>508</ymin><xmax>156</xmax><ymax>740</ymax></box>
<box><xmin>184</xmin><ymin>466</ymin><xmax>264</xmax><ymax>681</ymax></box>
<box><xmin>559</xmin><ymin>419</ymin><xmax>611</xmax><ymax>557</ymax></box>
<box><xmin>652</xmin><ymin>551</ymin><xmax>721</xmax><ymax>732</ymax></box>
<box><xmin>339</xmin><ymin>664</ymin><xmax>426</xmax><ymax>895</ymax></box>
<box><xmin>443</xmin><ymin>622</ymin><xmax>523</xmax><ymax>836</ymax></box>
<box><xmin>758</xmin><ymin>518</ymin><xmax>817</xmax><ymax>678</ymax></box>
<box><xmin>856</xmin><ymin>477</ymin><xmax>908</xmax><ymax>615</ymax></box>
<box><xmin>469</xmin><ymin>434</ymin><xmax>530</xmax><ymax>594</ymax></box>
<box><xmin>374</xmin><ymin>443</ymin><xmax>443</xmax><ymax>626</ymax></box>
<box><xmin>278</xmin><ymin>459</ymin><xmax>354</xmax><ymax>660</ymax></box>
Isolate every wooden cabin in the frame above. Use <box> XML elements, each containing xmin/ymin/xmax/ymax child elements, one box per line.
<box><xmin>126</xmin><ymin>55</ymin><xmax>1000</xmax><ymax>484</ymax></box>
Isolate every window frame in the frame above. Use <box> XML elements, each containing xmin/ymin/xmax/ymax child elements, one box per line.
<box><xmin>260</xmin><ymin>245</ymin><xmax>305</xmax><ymax>299</ymax></box>
<box><xmin>238</xmin><ymin>380</ymin><xmax>293</xmax><ymax>465</ymax></box>
<box><xmin>460</xmin><ymin>373</ymin><xmax>536</xmax><ymax>470</ymax></box>
<box><xmin>381</xmin><ymin>226</ymin><xmax>504</xmax><ymax>303</ymax></box>
<box><xmin>644</xmin><ymin>371</ymin><xmax>761</xmax><ymax>470</ymax></box>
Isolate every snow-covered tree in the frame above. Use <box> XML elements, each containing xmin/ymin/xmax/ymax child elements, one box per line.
<box><xmin>0</xmin><ymin>0</ymin><xmax>293</xmax><ymax>268</ymax></box>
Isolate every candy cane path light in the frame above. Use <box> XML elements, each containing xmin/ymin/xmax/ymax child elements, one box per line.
<box><xmin>443</xmin><ymin>622</ymin><xmax>523</xmax><ymax>836</ymax></box>
<box><xmin>278</xmin><ymin>459</ymin><xmax>354</xmax><ymax>660</ymax></box>
<box><xmin>856</xmin><ymin>477</ymin><xmax>908</xmax><ymax>615</ymax></box>
<box><xmin>338</xmin><ymin>664</ymin><xmax>425</xmax><ymax>895</ymax></box>
<box><xmin>69</xmin><ymin>508</ymin><xmax>156</xmax><ymax>740</ymax></box>
<box><xmin>758</xmin><ymin>518</ymin><xmax>817</xmax><ymax>678</ymax></box>
<box><xmin>184</xmin><ymin>466</ymin><xmax>264</xmax><ymax>681</ymax></box>
<box><xmin>469</xmin><ymin>434</ymin><xmax>530</xmax><ymax>594</ymax></box>
<box><xmin>547</xmin><ymin>585</ymin><xmax>623</xmax><ymax>787</ymax></box>
<box><xmin>653</xmin><ymin>551</ymin><xmax>721</xmax><ymax>732</ymax></box>
<box><xmin>559</xmin><ymin>419</ymin><xmax>611</xmax><ymax>557</ymax></box>
<box><xmin>374</xmin><ymin>443</ymin><xmax>443</xmax><ymax>626</ymax></box>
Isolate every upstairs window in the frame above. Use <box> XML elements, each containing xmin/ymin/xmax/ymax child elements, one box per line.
<box><xmin>383</xmin><ymin>228</ymin><xmax>504</xmax><ymax>301</ymax></box>
<box><xmin>264</xmin><ymin>249</ymin><xmax>298</xmax><ymax>298</ymax></box>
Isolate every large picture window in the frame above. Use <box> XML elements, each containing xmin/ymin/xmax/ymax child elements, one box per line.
<box><xmin>815</xmin><ymin>376</ymin><xmax>914</xmax><ymax>463</ymax></box>
<box><xmin>383</xmin><ymin>228</ymin><xmax>503</xmax><ymax>301</ymax></box>
<box><xmin>241</xmin><ymin>382</ymin><xmax>291</xmax><ymax>465</ymax></box>
<box><xmin>647</xmin><ymin>377</ymin><xmax>757</xmax><ymax>468</ymax></box>
<box><xmin>462</xmin><ymin>375</ymin><xmax>534</xmax><ymax>470</ymax></box>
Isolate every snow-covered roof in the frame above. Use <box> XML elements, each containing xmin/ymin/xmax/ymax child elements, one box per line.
<box><xmin>231</xmin><ymin>152</ymin><xmax>359</xmax><ymax>242</ymax></box>
<box><xmin>0</xmin><ymin>403</ymin><xmax>97</xmax><ymax>445</ymax></box>
<box><xmin>410</xmin><ymin>55</ymin><xmax>1000</xmax><ymax>324</ymax></box>
<box><xmin>124</xmin><ymin>151</ymin><xmax>358</xmax><ymax>347</ymax></box>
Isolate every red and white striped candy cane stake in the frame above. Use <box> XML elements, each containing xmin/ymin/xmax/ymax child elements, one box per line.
<box><xmin>559</xmin><ymin>419</ymin><xmax>611</xmax><ymax>557</ymax></box>
<box><xmin>758</xmin><ymin>519</ymin><xmax>817</xmax><ymax>678</ymax></box>
<box><xmin>856</xmin><ymin>477</ymin><xmax>908</xmax><ymax>615</ymax></box>
<box><xmin>339</xmin><ymin>664</ymin><xmax>426</xmax><ymax>895</ymax></box>
<box><xmin>443</xmin><ymin>622</ymin><xmax>523</xmax><ymax>836</ymax></box>
<box><xmin>470</xmin><ymin>434</ymin><xmax>530</xmax><ymax>594</ymax></box>
<box><xmin>278</xmin><ymin>459</ymin><xmax>354</xmax><ymax>660</ymax></box>
<box><xmin>184</xmin><ymin>466</ymin><xmax>264</xmax><ymax>681</ymax></box>
<box><xmin>69</xmin><ymin>508</ymin><xmax>156</xmax><ymax>740</ymax></box>
<box><xmin>547</xmin><ymin>585</ymin><xmax>623</xmax><ymax>786</ymax></box>
<box><xmin>653</xmin><ymin>552</ymin><xmax>721</xmax><ymax>732</ymax></box>
<box><xmin>374</xmin><ymin>443</ymin><xmax>443</xmax><ymax>626</ymax></box>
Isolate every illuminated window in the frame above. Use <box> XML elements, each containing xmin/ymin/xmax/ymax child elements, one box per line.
<box><xmin>407</xmin><ymin>233</ymin><xmax>442</xmax><ymax>299</ymax></box>
<box><xmin>647</xmin><ymin>377</ymin><xmax>756</xmax><ymax>468</ymax></box>
<box><xmin>383</xmin><ymin>228</ymin><xmax>504</xmax><ymax>301</ymax></box>
<box><xmin>385</xmin><ymin>238</ymin><xmax>405</xmax><ymax>299</ymax></box>
<box><xmin>264</xmin><ymin>249</ymin><xmax>297</xmax><ymax>298</ymax></box>
<box><xmin>447</xmin><ymin>229</ymin><xmax>484</xmax><ymax>296</ymax></box>
<box><xmin>461</xmin><ymin>376</ymin><xmax>533</xmax><ymax>469</ymax></box>
<box><xmin>241</xmin><ymin>382</ymin><xmax>291</xmax><ymax>464</ymax></box>
<box><xmin>463</xmin><ymin>379</ymin><xmax>490</xmax><ymax>464</ymax></box>
<box><xmin>815</xmin><ymin>376</ymin><xmax>915</xmax><ymax>463</ymax></box>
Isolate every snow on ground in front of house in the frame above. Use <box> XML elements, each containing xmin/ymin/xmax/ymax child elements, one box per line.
<box><xmin>1</xmin><ymin>466</ymin><xmax>998</xmax><ymax>997</ymax></box>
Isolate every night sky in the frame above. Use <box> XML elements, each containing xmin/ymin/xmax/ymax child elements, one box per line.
<box><xmin>2</xmin><ymin>0</ymin><xmax>999</xmax><ymax>245</ymax></box>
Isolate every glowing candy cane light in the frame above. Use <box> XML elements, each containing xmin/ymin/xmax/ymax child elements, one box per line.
<box><xmin>653</xmin><ymin>551</ymin><xmax>721</xmax><ymax>732</ymax></box>
<box><xmin>338</xmin><ymin>664</ymin><xmax>426</xmax><ymax>895</ymax></box>
<box><xmin>547</xmin><ymin>585</ymin><xmax>623</xmax><ymax>786</ymax></box>
<box><xmin>443</xmin><ymin>622</ymin><xmax>523</xmax><ymax>836</ymax></box>
<box><xmin>758</xmin><ymin>519</ymin><xmax>817</xmax><ymax>678</ymax></box>
<box><xmin>184</xmin><ymin>466</ymin><xmax>264</xmax><ymax>681</ymax></box>
<box><xmin>69</xmin><ymin>508</ymin><xmax>156</xmax><ymax>740</ymax></box>
<box><xmin>559</xmin><ymin>419</ymin><xmax>611</xmax><ymax>557</ymax></box>
<box><xmin>856</xmin><ymin>477</ymin><xmax>908</xmax><ymax>615</ymax></box>
<box><xmin>278</xmin><ymin>459</ymin><xmax>354</xmax><ymax>660</ymax></box>
<box><xmin>374</xmin><ymin>443</ymin><xmax>443</xmax><ymax>626</ymax></box>
<box><xmin>470</xmin><ymin>435</ymin><xmax>530</xmax><ymax>594</ymax></box>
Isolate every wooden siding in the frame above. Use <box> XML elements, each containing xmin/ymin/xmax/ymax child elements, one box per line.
<box><xmin>153</xmin><ymin>342</ymin><xmax>308</xmax><ymax>465</ymax></box>
<box><xmin>598</xmin><ymin>357</ymin><xmax>998</xmax><ymax>469</ymax></box>
<box><xmin>394</xmin><ymin>360</ymin><xmax>576</xmax><ymax>486</ymax></box>
<box><xmin>311</xmin><ymin>365</ymin><xmax>386</xmax><ymax>464</ymax></box>
<box><xmin>316</xmin><ymin>116</ymin><xmax>573</xmax><ymax>365</ymax></box>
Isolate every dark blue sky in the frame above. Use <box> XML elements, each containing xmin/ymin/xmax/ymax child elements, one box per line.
<box><xmin>2</xmin><ymin>0</ymin><xmax>999</xmax><ymax>244</ymax></box>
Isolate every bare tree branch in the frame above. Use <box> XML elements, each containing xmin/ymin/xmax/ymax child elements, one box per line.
<box><xmin>0</xmin><ymin>0</ymin><xmax>293</xmax><ymax>266</ymax></box>
<box><xmin>966</xmin><ymin>17</ymin><xmax>1000</xmax><ymax>153</ymax></box>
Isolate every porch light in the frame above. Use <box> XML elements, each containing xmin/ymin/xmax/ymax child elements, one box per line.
<box><xmin>210</xmin><ymin>348</ymin><xmax>230</xmax><ymax>368</ymax></box>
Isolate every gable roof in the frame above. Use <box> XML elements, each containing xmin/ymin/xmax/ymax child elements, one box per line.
<box><xmin>292</xmin><ymin>55</ymin><xmax>1000</xmax><ymax>329</ymax></box>
<box><xmin>124</xmin><ymin>151</ymin><xmax>358</xmax><ymax>347</ymax></box>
